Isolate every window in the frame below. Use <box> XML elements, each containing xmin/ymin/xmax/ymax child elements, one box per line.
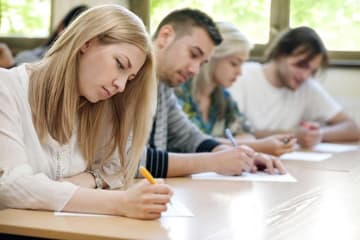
<box><xmin>290</xmin><ymin>0</ymin><xmax>360</xmax><ymax>52</ymax></box>
<box><xmin>0</xmin><ymin>0</ymin><xmax>51</xmax><ymax>37</ymax></box>
<box><xmin>150</xmin><ymin>0</ymin><xmax>360</xmax><ymax>65</ymax></box>
<box><xmin>151</xmin><ymin>0</ymin><xmax>271</xmax><ymax>44</ymax></box>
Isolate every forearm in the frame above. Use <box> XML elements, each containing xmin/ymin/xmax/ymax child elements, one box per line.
<box><xmin>62</xmin><ymin>172</ymin><xmax>109</xmax><ymax>189</ymax></box>
<box><xmin>215</xmin><ymin>134</ymin><xmax>255</xmax><ymax>146</ymax></box>
<box><xmin>62</xmin><ymin>187</ymin><xmax>122</xmax><ymax>215</ymax></box>
<box><xmin>255</xmin><ymin>130</ymin><xmax>293</xmax><ymax>138</ymax></box>
<box><xmin>61</xmin><ymin>172</ymin><xmax>96</xmax><ymax>188</ymax></box>
<box><xmin>321</xmin><ymin>120</ymin><xmax>360</xmax><ymax>142</ymax></box>
<box><xmin>238</xmin><ymin>140</ymin><xmax>266</xmax><ymax>153</ymax></box>
<box><xmin>167</xmin><ymin>152</ymin><xmax>217</xmax><ymax>177</ymax></box>
<box><xmin>216</xmin><ymin>137</ymin><xmax>268</xmax><ymax>153</ymax></box>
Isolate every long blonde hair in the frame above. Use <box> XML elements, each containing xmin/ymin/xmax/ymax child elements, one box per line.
<box><xmin>193</xmin><ymin>21</ymin><xmax>252</xmax><ymax>118</ymax></box>
<box><xmin>28</xmin><ymin>5</ymin><xmax>156</xmax><ymax>184</ymax></box>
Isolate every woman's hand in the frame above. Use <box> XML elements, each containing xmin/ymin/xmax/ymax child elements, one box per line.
<box><xmin>118</xmin><ymin>179</ymin><xmax>173</xmax><ymax>220</ymax></box>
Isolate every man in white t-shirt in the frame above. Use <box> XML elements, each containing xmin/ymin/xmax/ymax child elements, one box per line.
<box><xmin>230</xmin><ymin>26</ymin><xmax>359</xmax><ymax>148</ymax></box>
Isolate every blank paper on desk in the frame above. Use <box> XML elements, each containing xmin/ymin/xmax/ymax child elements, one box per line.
<box><xmin>313</xmin><ymin>143</ymin><xmax>359</xmax><ymax>153</ymax></box>
<box><xmin>280</xmin><ymin>151</ymin><xmax>332</xmax><ymax>161</ymax></box>
<box><xmin>192</xmin><ymin>172</ymin><xmax>296</xmax><ymax>182</ymax></box>
<box><xmin>162</xmin><ymin>199</ymin><xmax>194</xmax><ymax>217</ymax></box>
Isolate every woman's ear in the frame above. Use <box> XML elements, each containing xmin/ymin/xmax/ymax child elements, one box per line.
<box><xmin>80</xmin><ymin>38</ymin><xmax>96</xmax><ymax>54</ymax></box>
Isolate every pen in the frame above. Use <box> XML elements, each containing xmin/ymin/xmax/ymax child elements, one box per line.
<box><xmin>139</xmin><ymin>166</ymin><xmax>157</xmax><ymax>184</ymax></box>
<box><xmin>225</xmin><ymin>128</ymin><xmax>238</xmax><ymax>147</ymax></box>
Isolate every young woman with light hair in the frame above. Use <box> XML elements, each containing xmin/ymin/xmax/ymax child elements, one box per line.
<box><xmin>0</xmin><ymin>5</ymin><xmax>172</xmax><ymax>220</ymax></box>
<box><xmin>176</xmin><ymin>21</ymin><xmax>296</xmax><ymax>158</ymax></box>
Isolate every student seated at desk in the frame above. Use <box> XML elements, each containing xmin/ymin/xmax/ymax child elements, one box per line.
<box><xmin>0</xmin><ymin>5</ymin><xmax>172</xmax><ymax>220</ymax></box>
<box><xmin>0</xmin><ymin>5</ymin><xmax>89</xmax><ymax>68</ymax></box>
<box><xmin>175</xmin><ymin>21</ymin><xmax>296</xmax><ymax>156</ymax></box>
<box><xmin>230</xmin><ymin>26</ymin><xmax>360</xmax><ymax>148</ymax></box>
<box><xmin>141</xmin><ymin>9</ymin><xmax>285</xmax><ymax>178</ymax></box>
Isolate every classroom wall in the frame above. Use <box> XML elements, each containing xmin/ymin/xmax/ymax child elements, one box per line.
<box><xmin>322</xmin><ymin>67</ymin><xmax>360</xmax><ymax>126</ymax></box>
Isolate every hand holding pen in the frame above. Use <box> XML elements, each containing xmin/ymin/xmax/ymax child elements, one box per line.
<box><xmin>225</xmin><ymin>128</ymin><xmax>286</xmax><ymax>174</ymax></box>
<box><xmin>225</xmin><ymin>128</ymin><xmax>238</xmax><ymax>147</ymax></box>
<box><xmin>224</xmin><ymin>128</ymin><xmax>256</xmax><ymax>173</ymax></box>
<box><xmin>260</xmin><ymin>134</ymin><xmax>296</xmax><ymax>156</ymax></box>
<box><xmin>120</xmin><ymin>166</ymin><xmax>172</xmax><ymax>220</ymax></box>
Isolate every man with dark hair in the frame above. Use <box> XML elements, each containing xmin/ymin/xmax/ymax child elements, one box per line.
<box><xmin>140</xmin><ymin>8</ymin><xmax>285</xmax><ymax>178</ymax></box>
<box><xmin>231</xmin><ymin>26</ymin><xmax>359</xmax><ymax>148</ymax></box>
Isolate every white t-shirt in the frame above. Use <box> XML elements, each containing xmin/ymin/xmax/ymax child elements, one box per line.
<box><xmin>229</xmin><ymin>62</ymin><xmax>341</xmax><ymax>132</ymax></box>
<box><xmin>0</xmin><ymin>65</ymin><xmax>124</xmax><ymax>211</ymax></box>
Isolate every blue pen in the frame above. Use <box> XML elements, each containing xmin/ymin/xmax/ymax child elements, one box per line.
<box><xmin>225</xmin><ymin>128</ymin><xmax>238</xmax><ymax>147</ymax></box>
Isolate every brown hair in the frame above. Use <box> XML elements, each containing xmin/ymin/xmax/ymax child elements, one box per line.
<box><xmin>153</xmin><ymin>8</ymin><xmax>222</xmax><ymax>46</ymax></box>
<box><xmin>266</xmin><ymin>26</ymin><xmax>328</xmax><ymax>69</ymax></box>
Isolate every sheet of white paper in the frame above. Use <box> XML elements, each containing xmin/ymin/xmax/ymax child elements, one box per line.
<box><xmin>162</xmin><ymin>199</ymin><xmax>194</xmax><ymax>217</ymax></box>
<box><xmin>191</xmin><ymin>171</ymin><xmax>297</xmax><ymax>182</ymax></box>
<box><xmin>280</xmin><ymin>151</ymin><xmax>332</xmax><ymax>161</ymax></box>
<box><xmin>55</xmin><ymin>199</ymin><xmax>193</xmax><ymax>218</ymax></box>
<box><xmin>313</xmin><ymin>143</ymin><xmax>359</xmax><ymax>153</ymax></box>
<box><xmin>54</xmin><ymin>211</ymin><xmax>110</xmax><ymax>217</ymax></box>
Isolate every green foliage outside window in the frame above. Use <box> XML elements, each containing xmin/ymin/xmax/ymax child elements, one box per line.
<box><xmin>1</xmin><ymin>0</ymin><xmax>359</xmax><ymax>53</ymax></box>
<box><xmin>291</xmin><ymin>0</ymin><xmax>360</xmax><ymax>51</ymax></box>
<box><xmin>151</xmin><ymin>0</ymin><xmax>360</xmax><ymax>53</ymax></box>
<box><xmin>0</xmin><ymin>0</ymin><xmax>50</xmax><ymax>37</ymax></box>
<box><xmin>150</xmin><ymin>0</ymin><xmax>271</xmax><ymax>44</ymax></box>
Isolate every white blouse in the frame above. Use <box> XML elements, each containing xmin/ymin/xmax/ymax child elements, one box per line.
<box><xmin>0</xmin><ymin>65</ymin><xmax>125</xmax><ymax>211</ymax></box>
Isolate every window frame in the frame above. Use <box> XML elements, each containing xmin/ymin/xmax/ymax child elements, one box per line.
<box><xmin>0</xmin><ymin>0</ymin><xmax>52</xmax><ymax>55</ymax></box>
<box><xmin>147</xmin><ymin>0</ymin><xmax>360</xmax><ymax>66</ymax></box>
<box><xmin>252</xmin><ymin>0</ymin><xmax>360</xmax><ymax>66</ymax></box>
<box><xmin>272</xmin><ymin>0</ymin><xmax>360</xmax><ymax>67</ymax></box>
<box><xmin>1</xmin><ymin>0</ymin><xmax>358</xmax><ymax>66</ymax></box>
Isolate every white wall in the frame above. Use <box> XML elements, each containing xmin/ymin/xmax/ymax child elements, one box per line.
<box><xmin>322</xmin><ymin>67</ymin><xmax>360</xmax><ymax>125</ymax></box>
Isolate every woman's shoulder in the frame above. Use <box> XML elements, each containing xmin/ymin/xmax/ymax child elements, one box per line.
<box><xmin>0</xmin><ymin>65</ymin><xmax>29</xmax><ymax>103</ymax></box>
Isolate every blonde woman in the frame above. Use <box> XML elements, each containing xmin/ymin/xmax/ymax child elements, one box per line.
<box><xmin>176</xmin><ymin>21</ymin><xmax>296</xmax><ymax>157</ymax></box>
<box><xmin>0</xmin><ymin>5</ymin><xmax>172</xmax><ymax>220</ymax></box>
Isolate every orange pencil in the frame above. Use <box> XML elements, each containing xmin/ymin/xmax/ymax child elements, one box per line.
<box><xmin>140</xmin><ymin>166</ymin><xmax>173</xmax><ymax>205</ymax></box>
<box><xmin>139</xmin><ymin>166</ymin><xmax>157</xmax><ymax>184</ymax></box>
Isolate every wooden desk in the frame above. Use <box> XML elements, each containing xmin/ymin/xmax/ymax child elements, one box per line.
<box><xmin>1</xmin><ymin>145</ymin><xmax>359</xmax><ymax>240</ymax></box>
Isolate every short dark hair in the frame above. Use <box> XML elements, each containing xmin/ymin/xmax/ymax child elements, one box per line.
<box><xmin>153</xmin><ymin>8</ymin><xmax>222</xmax><ymax>46</ymax></box>
<box><xmin>266</xmin><ymin>26</ymin><xmax>328</xmax><ymax>68</ymax></box>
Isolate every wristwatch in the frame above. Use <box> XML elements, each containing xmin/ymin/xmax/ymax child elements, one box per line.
<box><xmin>88</xmin><ymin>170</ymin><xmax>103</xmax><ymax>189</ymax></box>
